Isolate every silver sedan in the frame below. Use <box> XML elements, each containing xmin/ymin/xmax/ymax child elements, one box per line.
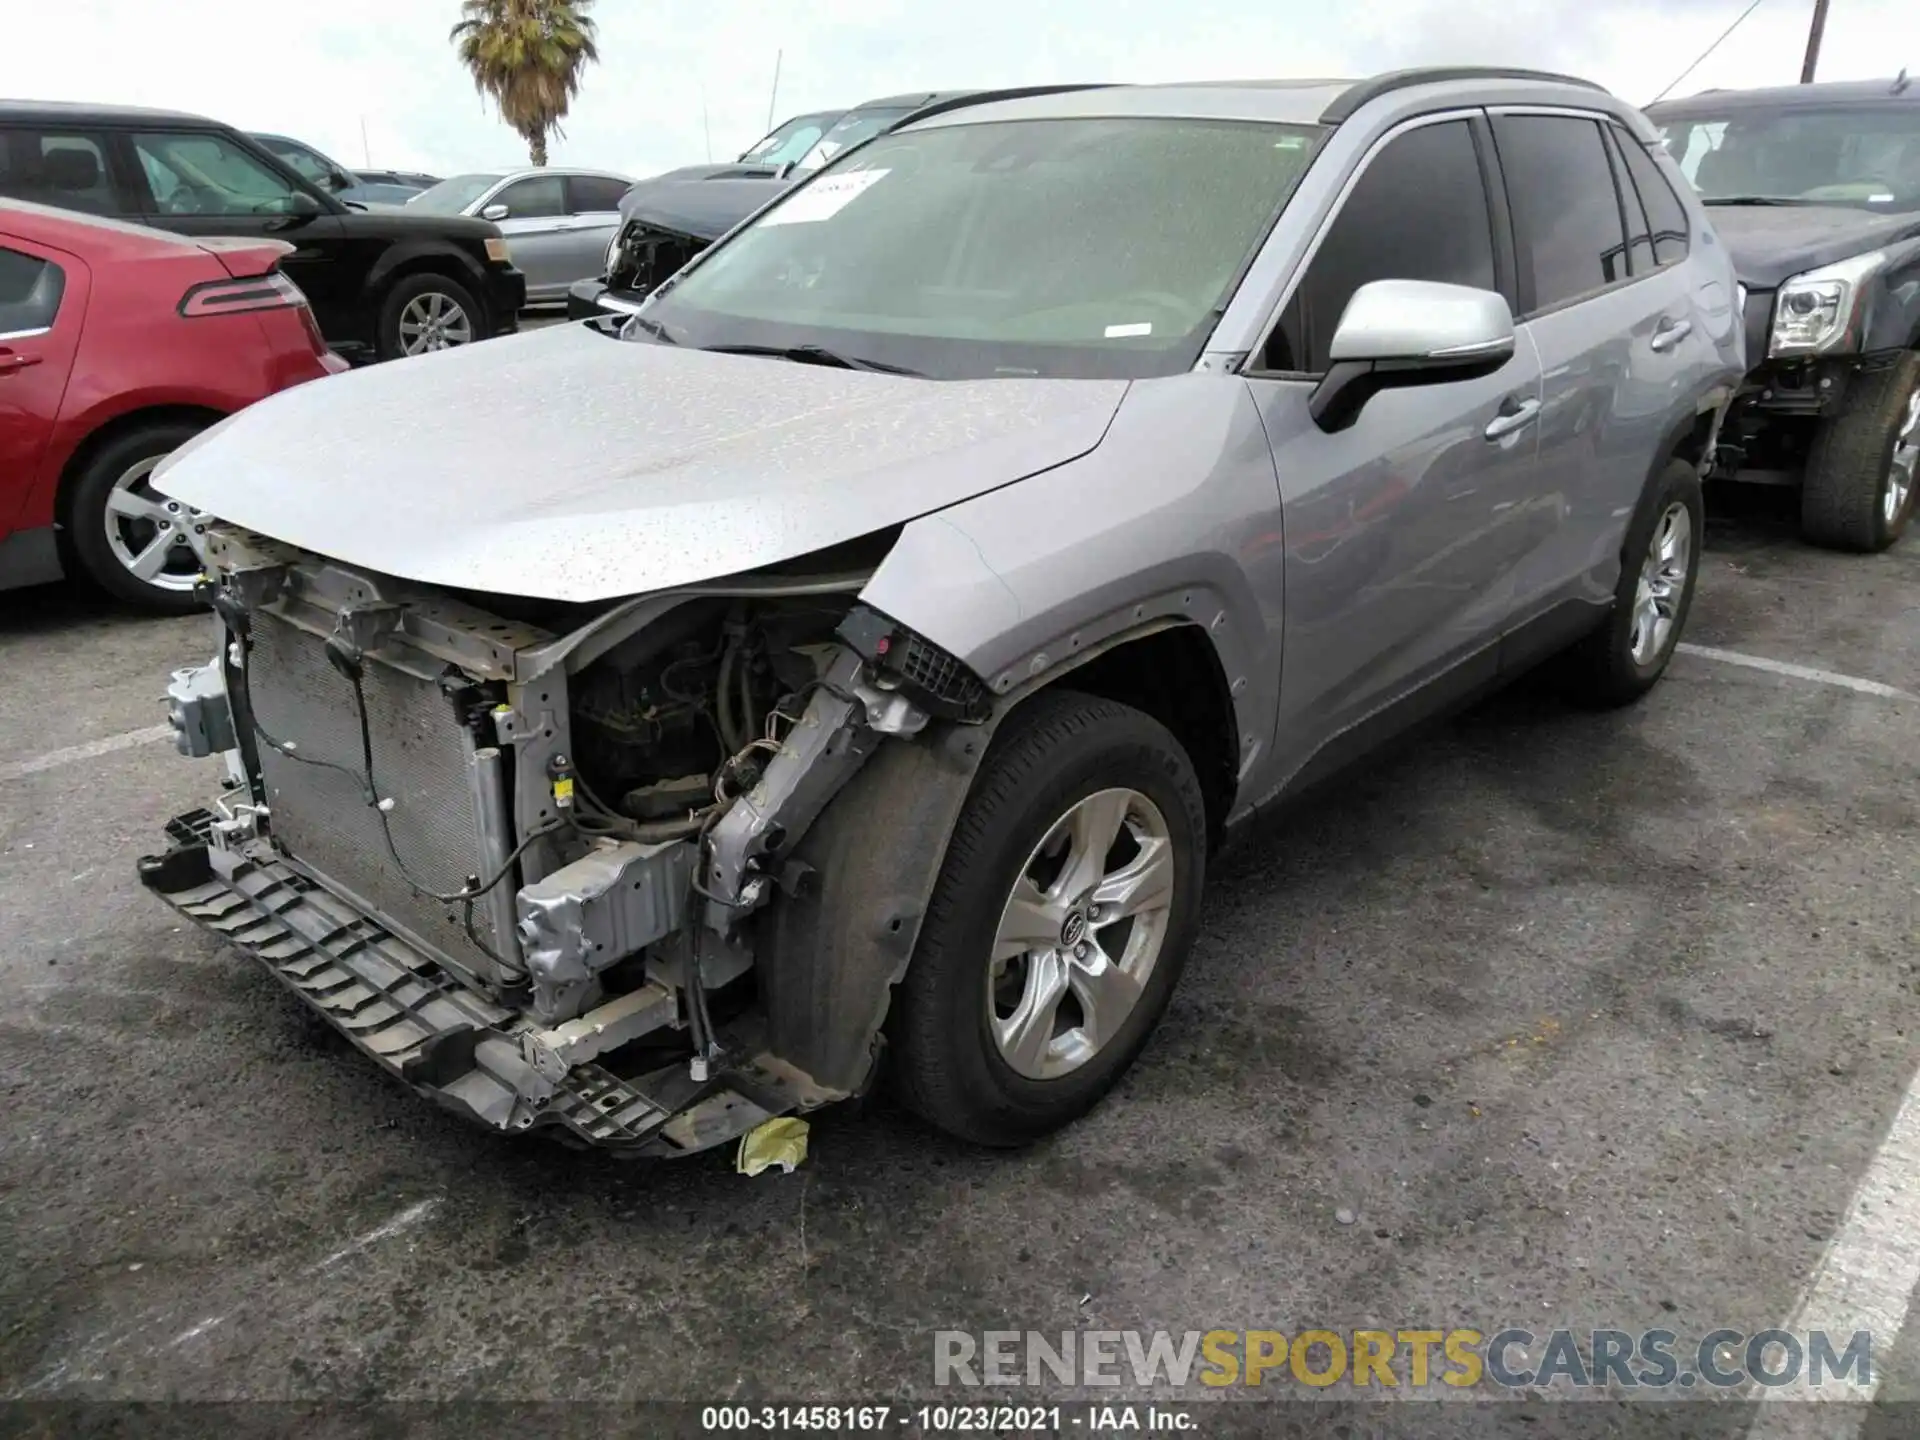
<box><xmin>407</xmin><ymin>168</ymin><xmax>634</xmax><ymax>305</ymax></box>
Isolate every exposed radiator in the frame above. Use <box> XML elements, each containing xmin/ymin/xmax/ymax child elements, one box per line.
<box><xmin>246</xmin><ymin>610</ymin><xmax>504</xmax><ymax>979</ymax></box>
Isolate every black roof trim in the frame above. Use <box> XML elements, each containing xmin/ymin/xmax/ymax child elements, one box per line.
<box><xmin>1319</xmin><ymin>67</ymin><xmax>1608</xmax><ymax>124</ymax></box>
<box><xmin>889</xmin><ymin>84</ymin><xmax>1121</xmax><ymax>129</ymax></box>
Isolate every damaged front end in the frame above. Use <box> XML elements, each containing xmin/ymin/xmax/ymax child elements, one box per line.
<box><xmin>143</xmin><ymin>526</ymin><xmax>992</xmax><ymax>1156</ymax></box>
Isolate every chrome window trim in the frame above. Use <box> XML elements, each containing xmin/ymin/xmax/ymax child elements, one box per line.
<box><xmin>0</xmin><ymin>324</ymin><xmax>52</xmax><ymax>343</ymax></box>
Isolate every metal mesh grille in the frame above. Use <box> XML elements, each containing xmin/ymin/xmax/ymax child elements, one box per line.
<box><xmin>247</xmin><ymin>612</ymin><xmax>501</xmax><ymax>977</ymax></box>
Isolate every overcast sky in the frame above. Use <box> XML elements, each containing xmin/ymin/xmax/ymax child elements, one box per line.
<box><xmin>5</xmin><ymin>0</ymin><xmax>1914</xmax><ymax>180</ymax></box>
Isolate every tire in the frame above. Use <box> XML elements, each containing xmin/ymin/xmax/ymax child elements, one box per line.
<box><xmin>1801</xmin><ymin>351</ymin><xmax>1920</xmax><ymax>553</ymax></box>
<box><xmin>65</xmin><ymin>420</ymin><xmax>212</xmax><ymax>615</ymax></box>
<box><xmin>889</xmin><ymin>690</ymin><xmax>1208</xmax><ymax>1147</ymax></box>
<box><xmin>375</xmin><ymin>273</ymin><xmax>483</xmax><ymax>361</ymax></box>
<box><xmin>1558</xmin><ymin>456</ymin><xmax>1704</xmax><ymax>710</ymax></box>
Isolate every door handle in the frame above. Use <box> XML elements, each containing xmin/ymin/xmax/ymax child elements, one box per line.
<box><xmin>0</xmin><ymin>352</ymin><xmax>43</xmax><ymax>376</ymax></box>
<box><xmin>1649</xmin><ymin>317</ymin><xmax>1693</xmax><ymax>352</ymax></box>
<box><xmin>1483</xmin><ymin>395</ymin><xmax>1540</xmax><ymax>441</ymax></box>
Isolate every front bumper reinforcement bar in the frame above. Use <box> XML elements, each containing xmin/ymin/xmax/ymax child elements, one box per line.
<box><xmin>140</xmin><ymin>811</ymin><xmax>822</xmax><ymax>1156</ymax></box>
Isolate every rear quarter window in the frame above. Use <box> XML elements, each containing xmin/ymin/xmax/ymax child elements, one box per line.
<box><xmin>0</xmin><ymin>246</ymin><xmax>66</xmax><ymax>334</ymax></box>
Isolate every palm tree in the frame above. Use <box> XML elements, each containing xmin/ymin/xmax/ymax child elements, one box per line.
<box><xmin>450</xmin><ymin>0</ymin><xmax>600</xmax><ymax>167</ymax></box>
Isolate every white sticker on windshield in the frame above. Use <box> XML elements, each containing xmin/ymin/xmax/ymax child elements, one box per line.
<box><xmin>1105</xmin><ymin>322</ymin><xmax>1154</xmax><ymax>338</ymax></box>
<box><xmin>761</xmin><ymin>168</ymin><xmax>891</xmax><ymax>226</ymax></box>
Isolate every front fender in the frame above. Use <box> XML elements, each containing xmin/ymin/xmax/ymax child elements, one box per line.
<box><xmin>1863</xmin><ymin>235</ymin><xmax>1920</xmax><ymax>352</ymax></box>
<box><xmin>861</xmin><ymin>374</ymin><xmax>1285</xmax><ymax>819</ymax></box>
<box><xmin>361</xmin><ymin>242</ymin><xmax>488</xmax><ymax>304</ymax></box>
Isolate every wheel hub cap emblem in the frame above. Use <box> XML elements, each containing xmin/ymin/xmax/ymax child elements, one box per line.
<box><xmin>1059</xmin><ymin>911</ymin><xmax>1088</xmax><ymax>949</ymax></box>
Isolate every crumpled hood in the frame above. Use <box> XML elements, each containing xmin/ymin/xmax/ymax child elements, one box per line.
<box><xmin>615</xmin><ymin>173</ymin><xmax>796</xmax><ymax>242</ymax></box>
<box><xmin>1709</xmin><ymin>204</ymin><xmax>1920</xmax><ymax>289</ymax></box>
<box><xmin>153</xmin><ymin>321</ymin><xmax>1127</xmax><ymax>603</ymax></box>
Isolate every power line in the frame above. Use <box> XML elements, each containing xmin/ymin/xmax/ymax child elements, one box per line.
<box><xmin>1649</xmin><ymin>0</ymin><xmax>1770</xmax><ymax>105</ymax></box>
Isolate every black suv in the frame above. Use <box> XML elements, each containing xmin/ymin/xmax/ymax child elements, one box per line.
<box><xmin>0</xmin><ymin>102</ymin><xmax>526</xmax><ymax>363</ymax></box>
<box><xmin>1648</xmin><ymin>78</ymin><xmax>1920</xmax><ymax>552</ymax></box>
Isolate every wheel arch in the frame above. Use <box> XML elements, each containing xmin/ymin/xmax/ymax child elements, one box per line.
<box><xmin>363</xmin><ymin>246</ymin><xmax>489</xmax><ymax>315</ymax></box>
<box><xmin>999</xmin><ymin>621</ymin><xmax>1239</xmax><ymax>851</ymax></box>
<box><xmin>53</xmin><ymin>403</ymin><xmax>227</xmax><ymax>537</ymax></box>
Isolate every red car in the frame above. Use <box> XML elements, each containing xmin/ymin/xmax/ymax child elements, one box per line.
<box><xmin>0</xmin><ymin>199</ymin><xmax>346</xmax><ymax>612</ymax></box>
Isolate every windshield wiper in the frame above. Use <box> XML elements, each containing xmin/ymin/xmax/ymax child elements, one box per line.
<box><xmin>700</xmin><ymin>342</ymin><xmax>923</xmax><ymax>376</ymax></box>
<box><xmin>1702</xmin><ymin>195</ymin><xmax>1817</xmax><ymax>206</ymax></box>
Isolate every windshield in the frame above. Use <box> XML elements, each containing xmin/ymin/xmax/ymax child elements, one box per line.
<box><xmin>794</xmin><ymin>106</ymin><xmax>920</xmax><ymax>171</ymax></box>
<box><xmin>1653</xmin><ymin>103</ymin><xmax>1920</xmax><ymax>209</ymax></box>
<box><xmin>643</xmin><ymin>116</ymin><xmax>1325</xmax><ymax>380</ymax></box>
<box><xmin>739</xmin><ymin>111</ymin><xmax>839</xmax><ymax>167</ymax></box>
<box><xmin>407</xmin><ymin>172</ymin><xmax>506</xmax><ymax>213</ymax></box>
<box><xmin>258</xmin><ymin>137</ymin><xmax>344</xmax><ymax>188</ymax></box>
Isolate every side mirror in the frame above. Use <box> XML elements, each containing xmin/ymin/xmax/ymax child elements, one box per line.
<box><xmin>1309</xmin><ymin>279</ymin><xmax>1516</xmax><ymax>434</ymax></box>
<box><xmin>481</xmin><ymin>202</ymin><xmax>509</xmax><ymax>221</ymax></box>
<box><xmin>288</xmin><ymin>190</ymin><xmax>322</xmax><ymax>216</ymax></box>
<box><xmin>330</xmin><ymin>171</ymin><xmax>354</xmax><ymax>193</ymax></box>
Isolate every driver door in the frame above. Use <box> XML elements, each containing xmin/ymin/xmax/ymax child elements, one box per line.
<box><xmin>122</xmin><ymin>129</ymin><xmax>347</xmax><ymax>324</ymax></box>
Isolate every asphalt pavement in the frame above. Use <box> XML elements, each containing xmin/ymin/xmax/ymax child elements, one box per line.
<box><xmin>0</xmin><ymin>484</ymin><xmax>1915</xmax><ymax>1438</ymax></box>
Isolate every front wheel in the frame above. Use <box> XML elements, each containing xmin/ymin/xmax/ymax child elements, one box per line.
<box><xmin>889</xmin><ymin>691</ymin><xmax>1208</xmax><ymax>1147</ymax></box>
<box><xmin>1557</xmin><ymin>456</ymin><xmax>1704</xmax><ymax>709</ymax></box>
<box><xmin>376</xmin><ymin>273</ymin><xmax>482</xmax><ymax>360</ymax></box>
<box><xmin>1801</xmin><ymin>351</ymin><xmax>1920</xmax><ymax>553</ymax></box>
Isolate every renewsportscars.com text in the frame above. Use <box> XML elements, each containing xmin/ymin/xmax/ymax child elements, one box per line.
<box><xmin>933</xmin><ymin>1327</ymin><xmax>1873</xmax><ymax>1391</ymax></box>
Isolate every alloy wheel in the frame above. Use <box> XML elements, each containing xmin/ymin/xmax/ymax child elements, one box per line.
<box><xmin>1629</xmin><ymin>502</ymin><xmax>1692</xmax><ymax>667</ymax></box>
<box><xmin>1884</xmin><ymin>385</ymin><xmax>1920</xmax><ymax>528</ymax></box>
<box><xmin>103</xmin><ymin>456</ymin><xmax>203</xmax><ymax>593</ymax></box>
<box><xmin>987</xmin><ymin>787</ymin><xmax>1175</xmax><ymax>1080</ymax></box>
<box><xmin>398</xmin><ymin>292</ymin><xmax>474</xmax><ymax>354</ymax></box>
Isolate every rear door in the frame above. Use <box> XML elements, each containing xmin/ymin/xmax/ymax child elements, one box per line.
<box><xmin>1488</xmin><ymin>109</ymin><xmax>1720</xmax><ymax>618</ymax></box>
<box><xmin>563</xmin><ymin>174</ymin><xmax>629</xmax><ymax>289</ymax></box>
<box><xmin>121</xmin><ymin>128</ymin><xmax>353</xmax><ymax>332</ymax></box>
<box><xmin>1243</xmin><ymin>114</ymin><xmax>1545</xmax><ymax>763</ymax></box>
<box><xmin>0</xmin><ymin>235</ymin><xmax>87</xmax><ymax>542</ymax></box>
<box><xmin>485</xmin><ymin>174</ymin><xmax>571</xmax><ymax>300</ymax></box>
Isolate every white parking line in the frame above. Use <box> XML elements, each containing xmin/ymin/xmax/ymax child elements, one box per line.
<box><xmin>0</xmin><ymin>724</ymin><xmax>174</xmax><ymax>784</ymax></box>
<box><xmin>1678</xmin><ymin>644</ymin><xmax>1914</xmax><ymax>701</ymax></box>
<box><xmin>1746</xmin><ymin>1073</ymin><xmax>1920</xmax><ymax>1433</ymax></box>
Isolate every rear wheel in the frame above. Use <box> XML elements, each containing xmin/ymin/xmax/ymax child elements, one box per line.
<box><xmin>1801</xmin><ymin>351</ymin><xmax>1920</xmax><ymax>553</ymax></box>
<box><xmin>65</xmin><ymin>420</ymin><xmax>211</xmax><ymax>614</ymax></box>
<box><xmin>376</xmin><ymin>273</ymin><xmax>482</xmax><ymax>360</ymax></box>
<box><xmin>1558</xmin><ymin>456</ymin><xmax>1703</xmax><ymax>709</ymax></box>
<box><xmin>890</xmin><ymin>691</ymin><xmax>1207</xmax><ymax>1146</ymax></box>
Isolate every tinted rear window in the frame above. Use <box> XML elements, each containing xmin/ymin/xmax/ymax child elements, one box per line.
<box><xmin>1493</xmin><ymin>114</ymin><xmax>1630</xmax><ymax>312</ymax></box>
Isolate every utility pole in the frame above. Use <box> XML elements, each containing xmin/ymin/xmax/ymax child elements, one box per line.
<box><xmin>1800</xmin><ymin>0</ymin><xmax>1830</xmax><ymax>82</ymax></box>
<box><xmin>767</xmin><ymin>50</ymin><xmax>783</xmax><ymax>132</ymax></box>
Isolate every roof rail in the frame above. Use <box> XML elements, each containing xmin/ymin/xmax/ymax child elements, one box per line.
<box><xmin>891</xmin><ymin>84</ymin><xmax>1121</xmax><ymax>129</ymax></box>
<box><xmin>1319</xmin><ymin>66</ymin><xmax>1608</xmax><ymax>124</ymax></box>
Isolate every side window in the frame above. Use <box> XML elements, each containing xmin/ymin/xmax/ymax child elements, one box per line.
<box><xmin>0</xmin><ymin>247</ymin><xmax>65</xmax><ymax>334</ymax></box>
<box><xmin>0</xmin><ymin>130</ymin><xmax>120</xmax><ymax>217</ymax></box>
<box><xmin>261</xmin><ymin>138</ymin><xmax>346</xmax><ymax>192</ymax></box>
<box><xmin>131</xmin><ymin>132</ymin><xmax>305</xmax><ymax>215</ymax></box>
<box><xmin>1491</xmin><ymin>115</ymin><xmax>1630</xmax><ymax>312</ymax></box>
<box><xmin>1266</xmin><ymin>119</ymin><xmax>1495</xmax><ymax>373</ymax></box>
<box><xmin>1604</xmin><ymin>127</ymin><xmax>1657</xmax><ymax>276</ymax></box>
<box><xmin>1611</xmin><ymin>124</ymin><xmax>1692</xmax><ymax>266</ymax></box>
<box><xmin>495</xmin><ymin>175</ymin><xmax>565</xmax><ymax>218</ymax></box>
<box><xmin>568</xmin><ymin>175</ymin><xmax>629</xmax><ymax>212</ymax></box>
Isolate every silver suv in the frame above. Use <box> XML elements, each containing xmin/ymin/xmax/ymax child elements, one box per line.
<box><xmin>143</xmin><ymin>68</ymin><xmax>1744</xmax><ymax>1157</ymax></box>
